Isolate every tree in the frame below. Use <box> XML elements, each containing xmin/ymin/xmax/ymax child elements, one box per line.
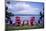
<box><xmin>5</xmin><ymin>6</ymin><xmax>14</xmax><ymax>24</ymax></box>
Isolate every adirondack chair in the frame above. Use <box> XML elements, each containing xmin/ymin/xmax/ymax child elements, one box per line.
<box><xmin>30</xmin><ymin>17</ymin><xmax>35</xmax><ymax>26</ymax></box>
<box><xmin>15</xmin><ymin>16</ymin><xmax>21</xmax><ymax>26</ymax></box>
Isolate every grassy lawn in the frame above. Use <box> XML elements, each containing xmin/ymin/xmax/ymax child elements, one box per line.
<box><xmin>5</xmin><ymin>23</ymin><xmax>44</xmax><ymax>31</ymax></box>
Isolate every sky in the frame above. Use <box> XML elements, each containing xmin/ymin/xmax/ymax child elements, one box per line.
<box><xmin>6</xmin><ymin>1</ymin><xmax>44</xmax><ymax>15</ymax></box>
<box><xmin>6</xmin><ymin>1</ymin><xmax>44</xmax><ymax>23</ymax></box>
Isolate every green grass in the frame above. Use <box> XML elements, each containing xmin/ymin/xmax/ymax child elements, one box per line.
<box><xmin>5</xmin><ymin>24</ymin><xmax>44</xmax><ymax>31</ymax></box>
<box><xmin>6</xmin><ymin>23</ymin><xmax>44</xmax><ymax>30</ymax></box>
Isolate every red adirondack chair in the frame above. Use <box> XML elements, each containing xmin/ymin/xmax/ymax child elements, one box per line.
<box><xmin>15</xmin><ymin>16</ymin><xmax>21</xmax><ymax>26</ymax></box>
<box><xmin>30</xmin><ymin>17</ymin><xmax>35</xmax><ymax>26</ymax></box>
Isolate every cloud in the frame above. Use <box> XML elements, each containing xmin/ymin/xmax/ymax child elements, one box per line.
<box><xmin>7</xmin><ymin>2</ymin><xmax>42</xmax><ymax>14</ymax></box>
<box><xmin>14</xmin><ymin>2</ymin><xmax>40</xmax><ymax>14</ymax></box>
